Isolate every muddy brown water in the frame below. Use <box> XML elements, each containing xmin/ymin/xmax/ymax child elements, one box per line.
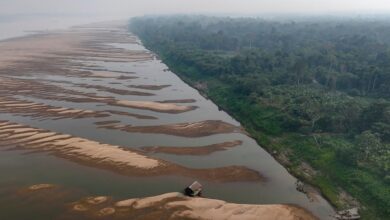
<box><xmin>0</xmin><ymin>24</ymin><xmax>335</xmax><ymax>219</ymax></box>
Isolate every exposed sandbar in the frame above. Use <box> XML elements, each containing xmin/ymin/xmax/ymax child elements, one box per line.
<box><xmin>74</xmin><ymin>83</ymin><xmax>154</xmax><ymax>96</ymax></box>
<box><xmin>128</xmin><ymin>84</ymin><xmax>171</xmax><ymax>90</ymax></box>
<box><xmin>0</xmin><ymin>96</ymin><xmax>109</xmax><ymax>120</ymax></box>
<box><xmin>28</xmin><ymin>184</ymin><xmax>56</xmax><ymax>191</ymax></box>
<box><xmin>141</xmin><ymin>140</ymin><xmax>242</xmax><ymax>156</ymax></box>
<box><xmin>163</xmin><ymin>194</ymin><xmax>317</xmax><ymax>220</ymax></box>
<box><xmin>101</xmin><ymin>120</ymin><xmax>243</xmax><ymax>137</ymax></box>
<box><xmin>67</xmin><ymin>192</ymin><xmax>318</xmax><ymax>220</ymax></box>
<box><xmin>0</xmin><ymin>121</ymin><xmax>261</xmax><ymax>182</ymax></box>
<box><xmin>112</xmin><ymin>100</ymin><xmax>197</xmax><ymax>113</ymax></box>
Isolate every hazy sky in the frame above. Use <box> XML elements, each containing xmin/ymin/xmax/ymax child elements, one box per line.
<box><xmin>1</xmin><ymin>0</ymin><xmax>390</xmax><ymax>17</ymax></box>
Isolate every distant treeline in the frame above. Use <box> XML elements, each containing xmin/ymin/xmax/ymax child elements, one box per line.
<box><xmin>130</xmin><ymin>16</ymin><xmax>390</xmax><ymax>219</ymax></box>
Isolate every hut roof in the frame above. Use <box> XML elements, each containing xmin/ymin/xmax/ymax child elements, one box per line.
<box><xmin>189</xmin><ymin>181</ymin><xmax>202</xmax><ymax>191</ymax></box>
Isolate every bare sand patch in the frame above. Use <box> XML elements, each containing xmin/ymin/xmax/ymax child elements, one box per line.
<box><xmin>133</xmin><ymin>192</ymin><xmax>183</xmax><ymax>209</ymax></box>
<box><xmin>166</xmin><ymin>195</ymin><xmax>317</xmax><ymax>220</ymax></box>
<box><xmin>73</xmin><ymin>204</ymin><xmax>89</xmax><ymax>212</ymax></box>
<box><xmin>6</xmin><ymin>131</ymin><xmax>39</xmax><ymax>139</ymax></box>
<box><xmin>101</xmin><ymin>120</ymin><xmax>243</xmax><ymax>137</ymax></box>
<box><xmin>113</xmin><ymin>100</ymin><xmax>197</xmax><ymax>113</ymax></box>
<box><xmin>70</xmin><ymin>192</ymin><xmax>318</xmax><ymax>220</ymax></box>
<box><xmin>86</xmin><ymin>196</ymin><xmax>109</xmax><ymax>205</ymax></box>
<box><xmin>3</xmin><ymin>128</ymin><xmax>38</xmax><ymax>134</ymax></box>
<box><xmin>141</xmin><ymin>140</ymin><xmax>243</xmax><ymax>156</ymax></box>
<box><xmin>88</xmin><ymin>71</ymin><xmax>120</xmax><ymax>78</ymax></box>
<box><xmin>28</xmin><ymin>184</ymin><xmax>56</xmax><ymax>191</ymax></box>
<box><xmin>28</xmin><ymin>134</ymin><xmax>72</xmax><ymax>145</ymax></box>
<box><xmin>115</xmin><ymin>199</ymin><xmax>137</xmax><ymax>207</ymax></box>
<box><xmin>17</xmin><ymin>132</ymin><xmax>57</xmax><ymax>143</ymax></box>
<box><xmin>98</xmin><ymin>207</ymin><xmax>116</xmax><ymax>216</ymax></box>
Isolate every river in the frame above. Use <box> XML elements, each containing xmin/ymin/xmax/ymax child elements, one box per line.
<box><xmin>0</xmin><ymin>19</ymin><xmax>335</xmax><ymax>219</ymax></box>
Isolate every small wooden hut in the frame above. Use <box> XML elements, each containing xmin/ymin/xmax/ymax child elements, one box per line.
<box><xmin>184</xmin><ymin>181</ymin><xmax>202</xmax><ymax>197</ymax></box>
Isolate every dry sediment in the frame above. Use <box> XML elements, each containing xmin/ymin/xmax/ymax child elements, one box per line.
<box><xmin>0</xmin><ymin>96</ymin><xmax>109</xmax><ymax>120</ymax></box>
<box><xmin>128</xmin><ymin>84</ymin><xmax>171</xmax><ymax>90</ymax></box>
<box><xmin>28</xmin><ymin>184</ymin><xmax>56</xmax><ymax>191</ymax></box>
<box><xmin>100</xmin><ymin>120</ymin><xmax>243</xmax><ymax>137</ymax></box>
<box><xmin>112</xmin><ymin>100</ymin><xmax>197</xmax><ymax>114</ymax></box>
<box><xmin>0</xmin><ymin>76</ymin><xmax>195</xmax><ymax>115</ymax></box>
<box><xmin>141</xmin><ymin>140</ymin><xmax>243</xmax><ymax>156</ymax></box>
<box><xmin>66</xmin><ymin>192</ymin><xmax>318</xmax><ymax>220</ymax></box>
<box><xmin>0</xmin><ymin>26</ymin><xmax>158</xmax><ymax>115</ymax></box>
<box><xmin>0</xmin><ymin>121</ymin><xmax>261</xmax><ymax>182</ymax></box>
<box><xmin>72</xmin><ymin>83</ymin><xmax>155</xmax><ymax>96</ymax></box>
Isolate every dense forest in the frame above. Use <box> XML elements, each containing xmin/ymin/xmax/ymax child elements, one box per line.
<box><xmin>130</xmin><ymin>16</ymin><xmax>390</xmax><ymax>219</ymax></box>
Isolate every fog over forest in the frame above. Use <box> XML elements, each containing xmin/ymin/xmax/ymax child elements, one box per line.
<box><xmin>1</xmin><ymin>0</ymin><xmax>390</xmax><ymax>18</ymax></box>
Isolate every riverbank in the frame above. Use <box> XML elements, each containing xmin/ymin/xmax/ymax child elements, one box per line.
<box><xmin>132</xmin><ymin>33</ymin><xmax>390</xmax><ymax>218</ymax></box>
<box><xmin>131</xmin><ymin>31</ymin><xmax>369</xmax><ymax>218</ymax></box>
<box><xmin>146</xmin><ymin>51</ymin><xmax>347</xmax><ymax>209</ymax></box>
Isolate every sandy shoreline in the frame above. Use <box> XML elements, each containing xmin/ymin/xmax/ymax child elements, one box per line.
<box><xmin>10</xmin><ymin>184</ymin><xmax>318</xmax><ymax>220</ymax></box>
<box><xmin>95</xmin><ymin>192</ymin><xmax>318</xmax><ymax>220</ymax></box>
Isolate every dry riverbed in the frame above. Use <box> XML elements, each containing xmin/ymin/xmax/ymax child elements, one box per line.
<box><xmin>0</xmin><ymin>21</ymin><xmax>328</xmax><ymax>219</ymax></box>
